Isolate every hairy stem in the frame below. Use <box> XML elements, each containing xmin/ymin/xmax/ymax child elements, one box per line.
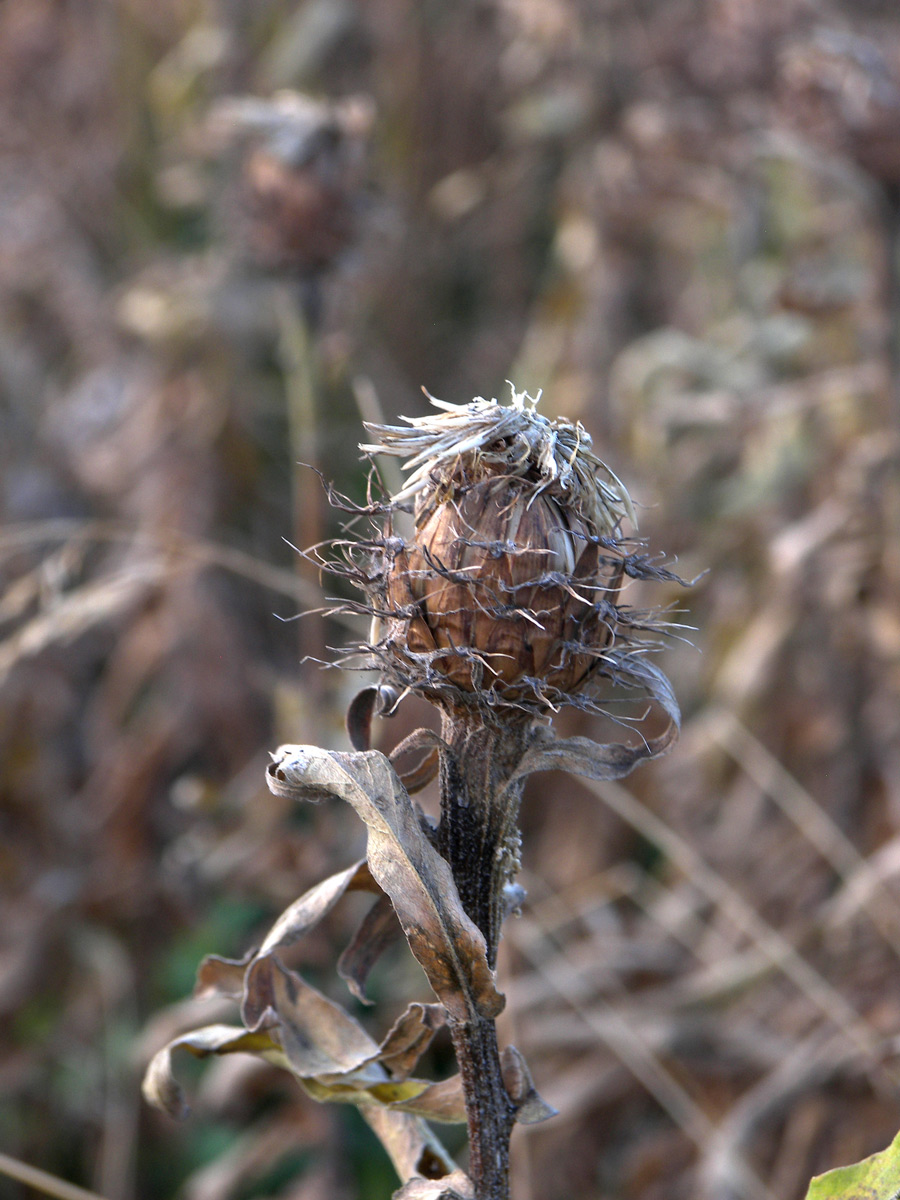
<box><xmin>437</xmin><ymin>710</ymin><xmax>532</xmax><ymax>1200</ymax></box>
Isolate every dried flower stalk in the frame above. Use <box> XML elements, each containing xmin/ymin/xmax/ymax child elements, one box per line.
<box><xmin>343</xmin><ymin>387</ymin><xmax>682</xmax><ymax>1198</ymax></box>
<box><xmin>143</xmin><ymin>387</ymin><xmax>682</xmax><ymax>1200</ymax></box>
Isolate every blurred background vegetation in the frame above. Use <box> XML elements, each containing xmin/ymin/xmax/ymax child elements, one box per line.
<box><xmin>2</xmin><ymin>1</ymin><xmax>900</xmax><ymax>1198</ymax></box>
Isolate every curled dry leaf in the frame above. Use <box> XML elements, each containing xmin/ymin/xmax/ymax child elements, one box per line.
<box><xmin>507</xmin><ymin>721</ymin><xmax>677</xmax><ymax>791</ymax></box>
<box><xmin>257</xmin><ymin>858</ymin><xmax>380</xmax><ymax>957</ymax></box>
<box><xmin>391</xmin><ymin>1169</ymin><xmax>475</xmax><ymax>1200</ymax></box>
<box><xmin>362</xmin><ymin>1106</ymin><xmax>457</xmax><ymax>1186</ymax></box>
<box><xmin>146</xmin><ymin>957</ymin><xmax>464</xmax><ymax>1124</ymax></box>
<box><xmin>242</xmin><ymin>958</ymin><xmax>460</xmax><ymax>1118</ymax></box>
<box><xmin>338</xmin><ymin>891</ymin><xmax>403</xmax><ymax>1004</ymax></box>
<box><xmin>145</xmin><ymin>818</ymin><xmax>466</xmax><ymax>1157</ymax></box>
<box><xmin>194</xmin><ymin>858</ymin><xmax>388</xmax><ymax>1006</ymax></box>
<box><xmin>505</xmin><ymin>656</ymin><xmax>681</xmax><ymax>793</ymax></box>
<box><xmin>377</xmin><ymin>1003</ymin><xmax>447</xmax><ymax>1081</ymax></box>
<box><xmin>388</xmin><ymin>727</ymin><xmax>446</xmax><ymax>794</ymax></box>
<box><xmin>386</xmin><ymin>1074</ymin><xmax>466</xmax><ymax>1123</ymax></box>
<box><xmin>243</xmin><ymin>955</ymin><xmax>379</xmax><ymax>1075</ymax></box>
<box><xmin>142</xmin><ymin>1024</ymin><xmax>288</xmax><ymax>1119</ymax></box>
<box><xmin>346</xmin><ymin>689</ymin><xmax>442</xmax><ymax>793</ymax></box>
<box><xmin>194</xmin><ymin>949</ymin><xmax>255</xmax><ymax>1002</ymax></box>
<box><xmin>346</xmin><ymin>684</ymin><xmax>399</xmax><ymax>751</ymax></box>
<box><xmin>500</xmin><ymin>1044</ymin><xmax>557</xmax><ymax>1126</ymax></box>
<box><xmin>266</xmin><ymin>745</ymin><xmax>505</xmax><ymax>1022</ymax></box>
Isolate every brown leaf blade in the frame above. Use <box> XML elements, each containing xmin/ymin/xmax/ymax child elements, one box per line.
<box><xmin>146</xmin><ymin>962</ymin><xmax>463</xmax><ymax>1127</ymax></box>
<box><xmin>142</xmin><ymin>1024</ymin><xmax>286</xmax><ymax>1119</ymax></box>
<box><xmin>387</xmin><ymin>1075</ymin><xmax>467</xmax><ymax>1123</ymax></box>
<box><xmin>506</xmin><ymin>654</ymin><xmax>680</xmax><ymax>789</ymax></box>
<box><xmin>194</xmin><ymin>950</ymin><xmax>255</xmax><ymax>1001</ymax></box>
<box><xmin>500</xmin><ymin>1044</ymin><xmax>557</xmax><ymax>1126</ymax></box>
<box><xmin>193</xmin><ymin>860</ymin><xmax>380</xmax><ymax>1005</ymax></box>
<box><xmin>257</xmin><ymin>858</ymin><xmax>379</xmax><ymax>957</ymax></box>
<box><xmin>267</xmin><ymin>745</ymin><xmax>504</xmax><ymax>1022</ymax></box>
<box><xmin>338</xmin><ymin>891</ymin><xmax>403</xmax><ymax>1004</ymax></box>
<box><xmin>392</xmin><ymin>1170</ymin><xmax>475</xmax><ymax>1200</ymax></box>
<box><xmin>361</xmin><ymin>1107</ymin><xmax>457</xmax><ymax>1187</ymax></box>
<box><xmin>243</xmin><ymin>955</ymin><xmax>380</xmax><ymax>1076</ymax></box>
<box><xmin>377</xmin><ymin>1003</ymin><xmax>446</xmax><ymax>1081</ymax></box>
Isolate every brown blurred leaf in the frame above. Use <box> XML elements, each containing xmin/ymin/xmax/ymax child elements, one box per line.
<box><xmin>386</xmin><ymin>1075</ymin><xmax>466</xmax><ymax>1124</ymax></box>
<box><xmin>195</xmin><ymin>859</ymin><xmax>382</xmax><ymax>1004</ymax></box>
<box><xmin>361</xmin><ymin>1107</ymin><xmax>457</xmax><ymax>1185</ymax></box>
<box><xmin>388</xmin><ymin>728</ymin><xmax>445</xmax><ymax>794</ymax></box>
<box><xmin>267</xmin><ymin>745</ymin><xmax>504</xmax><ymax>1021</ymax></box>
<box><xmin>194</xmin><ymin>950</ymin><xmax>255</xmax><ymax>1002</ymax></box>
<box><xmin>243</xmin><ymin>955</ymin><xmax>378</xmax><ymax>1075</ymax></box>
<box><xmin>500</xmin><ymin>1044</ymin><xmax>557</xmax><ymax>1126</ymax></box>
<box><xmin>337</xmin><ymin>892</ymin><xmax>403</xmax><ymax>1004</ymax></box>
<box><xmin>501</xmin><ymin>654</ymin><xmax>680</xmax><ymax>794</ymax></box>
<box><xmin>377</xmin><ymin>1003</ymin><xmax>446</xmax><ymax>1081</ymax></box>
<box><xmin>147</xmin><ymin>959</ymin><xmax>464</xmax><ymax>1125</ymax></box>
<box><xmin>507</xmin><ymin>716</ymin><xmax>678</xmax><ymax>793</ymax></box>
<box><xmin>243</xmin><ymin>958</ymin><xmax>462</xmax><ymax>1118</ymax></box>
<box><xmin>257</xmin><ymin>858</ymin><xmax>380</xmax><ymax>956</ymax></box>
<box><xmin>391</xmin><ymin>1170</ymin><xmax>474</xmax><ymax>1200</ymax></box>
<box><xmin>346</xmin><ymin>685</ymin><xmax>400</xmax><ymax>751</ymax></box>
<box><xmin>347</xmin><ymin>685</ymin><xmax>380</xmax><ymax>751</ymax></box>
<box><xmin>142</xmin><ymin>1024</ymin><xmax>287</xmax><ymax>1119</ymax></box>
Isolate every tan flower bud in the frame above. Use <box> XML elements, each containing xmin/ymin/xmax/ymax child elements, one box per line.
<box><xmin>394</xmin><ymin>470</ymin><xmax>625</xmax><ymax>696</ymax></box>
<box><xmin>361</xmin><ymin>389</ymin><xmax>644</xmax><ymax>713</ymax></box>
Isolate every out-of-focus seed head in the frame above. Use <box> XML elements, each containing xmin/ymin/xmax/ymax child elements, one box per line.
<box><xmin>344</xmin><ymin>387</ymin><xmax>677</xmax><ymax>718</ymax></box>
<box><xmin>208</xmin><ymin>91</ymin><xmax>373</xmax><ymax>276</ymax></box>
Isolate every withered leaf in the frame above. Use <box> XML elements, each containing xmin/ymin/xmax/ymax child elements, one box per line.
<box><xmin>148</xmin><ymin>958</ymin><xmax>464</xmax><ymax>1126</ymax></box>
<box><xmin>194</xmin><ymin>949</ymin><xmax>255</xmax><ymax>1002</ymax></box>
<box><xmin>243</xmin><ymin>955</ymin><xmax>379</xmax><ymax>1074</ymax></box>
<box><xmin>267</xmin><ymin>745</ymin><xmax>504</xmax><ymax>1022</ymax></box>
<box><xmin>386</xmin><ymin>1074</ymin><xmax>466</xmax><ymax>1123</ymax></box>
<box><xmin>244</xmin><ymin>958</ymin><xmax>460</xmax><ymax>1117</ymax></box>
<box><xmin>142</xmin><ymin>1024</ymin><xmax>288</xmax><ymax>1119</ymax></box>
<box><xmin>347</xmin><ymin>685</ymin><xmax>399</xmax><ymax>751</ymax></box>
<box><xmin>396</xmin><ymin>747</ymin><xmax>440</xmax><ymax>794</ymax></box>
<box><xmin>362</xmin><ymin>1106</ymin><xmax>457</xmax><ymax>1186</ymax></box>
<box><xmin>392</xmin><ymin>1170</ymin><xmax>475</xmax><ymax>1200</ymax></box>
<box><xmin>507</xmin><ymin>722</ymin><xmax>677</xmax><ymax>790</ymax></box>
<box><xmin>258</xmin><ymin>858</ymin><xmax>379</xmax><ymax>957</ymax></box>
<box><xmin>506</xmin><ymin>655</ymin><xmax>680</xmax><ymax>792</ymax></box>
<box><xmin>347</xmin><ymin>685</ymin><xmax>380</xmax><ymax>751</ymax></box>
<box><xmin>377</xmin><ymin>1002</ymin><xmax>446</xmax><ymax>1081</ymax></box>
<box><xmin>193</xmin><ymin>860</ymin><xmax>379</xmax><ymax>1005</ymax></box>
<box><xmin>500</xmin><ymin>1044</ymin><xmax>557</xmax><ymax>1125</ymax></box>
<box><xmin>303</xmin><ymin>1073</ymin><xmax>462</xmax><ymax>1116</ymax></box>
<box><xmin>338</xmin><ymin>891</ymin><xmax>403</xmax><ymax>1004</ymax></box>
<box><xmin>389</xmin><ymin>727</ymin><xmax>447</xmax><ymax>794</ymax></box>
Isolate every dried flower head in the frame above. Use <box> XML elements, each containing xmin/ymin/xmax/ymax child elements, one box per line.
<box><xmin>332</xmin><ymin>387</ymin><xmax>680</xmax><ymax>721</ymax></box>
<box><xmin>209</xmin><ymin>91</ymin><xmax>373</xmax><ymax>277</ymax></box>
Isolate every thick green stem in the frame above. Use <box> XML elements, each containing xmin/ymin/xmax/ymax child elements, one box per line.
<box><xmin>437</xmin><ymin>710</ymin><xmax>531</xmax><ymax>1200</ymax></box>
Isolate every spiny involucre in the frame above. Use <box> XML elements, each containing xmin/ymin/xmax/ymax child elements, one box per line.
<box><xmin>338</xmin><ymin>386</ymin><xmax>682</xmax><ymax>719</ymax></box>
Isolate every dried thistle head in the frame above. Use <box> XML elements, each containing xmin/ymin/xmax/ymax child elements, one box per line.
<box><xmin>208</xmin><ymin>91</ymin><xmax>373</xmax><ymax>276</ymax></box>
<box><xmin>345</xmin><ymin>387</ymin><xmax>680</xmax><ymax>720</ymax></box>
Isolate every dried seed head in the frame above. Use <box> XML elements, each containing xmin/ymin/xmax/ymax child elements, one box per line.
<box><xmin>389</xmin><ymin>470</ymin><xmax>623</xmax><ymax>695</ymax></box>
<box><xmin>346</xmin><ymin>387</ymin><xmax>677</xmax><ymax>718</ymax></box>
